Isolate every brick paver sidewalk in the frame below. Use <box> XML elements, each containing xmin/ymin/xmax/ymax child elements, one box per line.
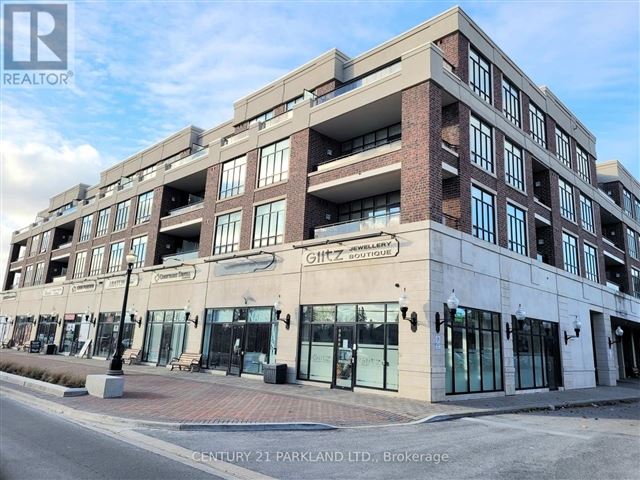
<box><xmin>1</xmin><ymin>350</ymin><xmax>639</xmax><ymax>427</ymax></box>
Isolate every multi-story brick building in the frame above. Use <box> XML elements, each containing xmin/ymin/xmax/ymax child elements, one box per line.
<box><xmin>1</xmin><ymin>7</ymin><xmax>638</xmax><ymax>401</ymax></box>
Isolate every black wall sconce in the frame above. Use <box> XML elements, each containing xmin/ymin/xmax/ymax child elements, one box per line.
<box><xmin>184</xmin><ymin>302</ymin><xmax>199</xmax><ymax>329</ymax></box>
<box><xmin>505</xmin><ymin>321</ymin><xmax>512</xmax><ymax>340</ymax></box>
<box><xmin>84</xmin><ymin>308</ymin><xmax>96</xmax><ymax>325</ymax></box>
<box><xmin>8</xmin><ymin>317</ymin><xmax>14</xmax><ymax>325</ymax></box>
<box><xmin>129</xmin><ymin>310</ymin><xmax>142</xmax><ymax>327</ymax></box>
<box><xmin>396</xmin><ymin>284</ymin><xmax>417</xmax><ymax>332</ymax></box>
<box><xmin>30</xmin><ymin>314</ymin><xmax>37</xmax><ymax>325</ymax></box>
<box><xmin>274</xmin><ymin>296</ymin><xmax>290</xmax><ymax>330</ymax></box>
<box><xmin>608</xmin><ymin>326</ymin><xmax>624</xmax><ymax>349</ymax></box>
<box><xmin>436</xmin><ymin>289</ymin><xmax>459</xmax><ymax>334</ymax></box>
<box><xmin>564</xmin><ymin>318</ymin><xmax>582</xmax><ymax>345</ymax></box>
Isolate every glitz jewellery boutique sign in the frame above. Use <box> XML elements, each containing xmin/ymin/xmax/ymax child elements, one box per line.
<box><xmin>303</xmin><ymin>239</ymin><xmax>399</xmax><ymax>266</ymax></box>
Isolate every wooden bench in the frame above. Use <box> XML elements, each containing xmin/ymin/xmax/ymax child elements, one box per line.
<box><xmin>122</xmin><ymin>348</ymin><xmax>142</xmax><ymax>365</ymax></box>
<box><xmin>169</xmin><ymin>353</ymin><xmax>202</xmax><ymax>372</ymax></box>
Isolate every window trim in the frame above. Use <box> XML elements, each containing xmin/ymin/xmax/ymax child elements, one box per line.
<box><xmin>501</xmin><ymin>77</ymin><xmax>521</xmax><ymax>127</ymax></box>
<box><xmin>471</xmin><ymin>183</ymin><xmax>496</xmax><ymax>244</ymax></box>
<box><xmin>257</xmin><ymin>138</ymin><xmax>290</xmax><ymax>188</ymax></box>
<box><xmin>528</xmin><ymin>102</ymin><xmax>547</xmax><ymax>148</ymax></box>
<box><xmin>252</xmin><ymin>199</ymin><xmax>286</xmax><ymax>248</ymax></box>
<box><xmin>213</xmin><ymin>210</ymin><xmax>242</xmax><ymax>255</ymax></box>
<box><xmin>468</xmin><ymin>46</ymin><xmax>492</xmax><ymax>104</ymax></box>
<box><xmin>558</xmin><ymin>177</ymin><xmax>576</xmax><ymax>222</ymax></box>
<box><xmin>504</xmin><ymin>138</ymin><xmax>525</xmax><ymax>192</ymax></box>
<box><xmin>506</xmin><ymin>202</ymin><xmax>528</xmax><ymax>256</ymax></box>
<box><xmin>561</xmin><ymin>231</ymin><xmax>580</xmax><ymax>276</ymax></box>
<box><xmin>470</xmin><ymin>114</ymin><xmax>494</xmax><ymax>174</ymax></box>
<box><xmin>583</xmin><ymin>241</ymin><xmax>599</xmax><ymax>283</ymax></box>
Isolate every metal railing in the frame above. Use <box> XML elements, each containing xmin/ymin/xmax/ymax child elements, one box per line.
<box><xmin>313</xmin><ymin>62</ymin><xmax>401</xmax><ymax>106</ymax></box>
<box><xmin>258</xmin><ymin>111</ymin><xmax>293</xmax><ymax>130</ymax></box>
<box><xmin>162</xmin><ymin>250</ymin><xmax>199</xmax><ymax>264</ymax></box>
<box><xmin>441</xmin><ymin>139</ymin><xmax>459</xmax><ymax>153</ymax></box>
<box><xmin>314</xmin><ymin>213</ymin><xmax>400</xmax><ymax>239</ymax></box>
<box><xmin>53</xmin><ymin>241</ymin><xmax>73</xmax><ymax>251</ymax></box>
<box><xmin>167</xmin><ymin>200</ymin><xmax>204</xmax><ymax>217</ymax></box>
<box><xmin>315</xmin><ymin>137</ymin><xmax>401</xmax><ymax>171</ymax></box>
<box><xmin>221</xmin><ymin>131</ymin><xmax>249</xmax><ymax>147</ymax></box>
<box><xmin>166</xmin><ymin>145</ymin><xmax>208</xmax><ymax>170</ymax></box>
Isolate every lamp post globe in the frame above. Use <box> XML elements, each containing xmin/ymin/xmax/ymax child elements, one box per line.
<box><xmin>107</xmin><ymin>250</ymin><xmax>137</xmax><ymax>375</ymax></box>
<box><xmin>615</xmin><ymin>326</ymin><xmax>624</xmax><ymax>337</ymax></box>
<box><xmin>446</xmin><ymin>290</ymin><xmax>459</xmax><ymax>318</ymax></box>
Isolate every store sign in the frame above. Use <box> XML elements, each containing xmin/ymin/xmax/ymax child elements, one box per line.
<box><xmin>104</xmin><ymin>275</ymin><xmax>139</xmax><ymax>290</ymax></box>
<box><xmin>43</xmin><ymin>286</ymin><xmax>64</xmax><ymax>297</ymax></box>
<box><xmin>303</xmin><ymin>239</ymin><xmax>399</xmax><ymax>266</ymax></box>
<box><xmin>64</xmin><ymin>313</ymin><xmax>76</xmax><ymax>321</ymax></box>
<box><xmin>71</xmin><ymin>282</ymin><xmax>96</xmax><ymax>294</ymax></box>
<box><xmin>153</xmin><ymin>268</ymin><xmax>196</xmax><ymax>284</ymax></box>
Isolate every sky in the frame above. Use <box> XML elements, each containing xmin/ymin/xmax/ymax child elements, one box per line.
<box><xmin>1</xmin><ymin>0</ymin><xmax>639</xmax><ymax>283</ymax></box>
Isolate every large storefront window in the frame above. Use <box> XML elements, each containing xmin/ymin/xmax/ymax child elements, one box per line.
<box><xmin>93</xmin><ymin>312</ymin><xmax>135</xmax><ymax>359</ymax></box>
<box><xmin>445</xmin><ymin>306</ymin><xmax>503</xmax><ymax>395</ymax></box>
<box><xmin>59</xmin><ymin>313</ymin><xmax>89</xmax><ymax>355</ymax></box>
<box><xmin>202</xmin><ymin>307</ymin><xmax>277</xmax><ymax>375</ymax></box>
<box><xmin>513</xmin><ymin>318</ymin><xmax>562</xmax><ymax>390</ymax></box>
<box><xmin>143</xmin><ymin>310</ymin><xmax>188</xmax><ymax>366</ymax></box>
<box><xmin>298</xmin><ymin>303</ymin><xmax>398</xmax><ymax>391</ymax></box>
<box><xmin>35</xmin><ymin>315</ymin><xmax>57</xmax><ymax>345</ymax></box>
<box><xmin>12</xmin><ymin>316</ymin><xmax>33</xmax><ymax>346</ymax></box>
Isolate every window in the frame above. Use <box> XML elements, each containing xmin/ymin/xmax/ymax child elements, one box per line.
<box><xmin>219</xmin><ymin>156</ymin><xmax>246</xmax><ymax>199</ymax></box>
<box><xmin>258</xmin><ymin>139</ymin><xmax>289</xmax><ymax>187</ymax></box>
<box><xmin>40</xmin><ymin>230</ymin><xmax>50</xmax><ymax>253</ymax></box>
<box><xmin>340</xmin><ymin>124</ymin><xmax>401</xmax><ymax>156</ymax></box>
<box><xmin>562</xmin><ymin>232</ymin><xmax>579</xmax><ymax>275</ymax></box>
<box><xmin>29</xmin><ymin>235</ymin><xmax>40</xmax><ymax>256</ymax></box>
<box><xmin>286</xmin><ymin>96</ymin><xmax>304</xmax><ymax>111</ymax></box>
<box><xmin>108</xmin><ymin>242</ymin><xmax>125</xmax><ymax>273</ymax></box>
<box><xmin>623</xmin><ymin>189</ymin><xmax>633</xmax><ymax>216</ymax></box>
<box><xmin>33</xmin><ymin>262</ymin><xmax>45</xmax><ymax>285</ymax></box>
<box><xmin>580</xmin><ymin>195</ymin><xmax>594</xmax><ymax>233</ymax></box>
<box><xmin>504</xmin><ymin>140</ymin><xmax>524</xmax><ymax>191</ymax></box>
<box><xmin>555</xmin><ymin>128</ymin><xmax>571</xmax><ymax>167</ymax></box>
<box><xmin>471</xmin><ymin>186</ymin><xmax>495</xmax><ymax>243</ymax></box>
<box><xmin>214</xmin><ymin>211</ymin><xmax>241</xmax><ymax>255</ymax></box>
<box><xmin>95</xmin><ymin>208</ymin><xmax>110</xmax><ymax>237</ymax></box>
<box><xmin>469</xmin><ymin>48</ymin><xmax>491</xmax><ymax>103</ymax></box>
<box><xmin>253</xmin><ymin>200</ymin><xmax>286</xmax><ymax>248</ymax></box>
<box><xmin>445</xmin><ymin>306</ymin><xmax>503</xmax><ymax>394</ymax></box>
<box><xmin>513</xmin><ymin>318</ymin><xmax>561</xmax><ymax>390</ymax></box>
<box><xmin>576</xmin><ymin>146</ymin><xmax>590</xmax><ymax>183</ymax></box>
<box><xmin>114</xmin><ymin>200</ymin><xmax>130</xmax><ymax>231</ymax></box>
<box><xmin>131</xmin><ymin>236</ymin><xmax>147</xmax><ymax>268</ymax></box>
<box><xmin>635</xmin><ymin>198</ymin><xmax>640</xmax><ymax>221</ymax></box>
<box><xmin>79</xmin><ymin>215</ymin><xmax>93</xmax><ymax>242</ymax></box>
<box><xmin>583</xmin><ymin>244</ymin><xmax>599</xmax><ymax>283</ymax></box>
<box><xmin>529</xmin><ymin>102</ymin><xmax>546</xmax><ymax>148</ymax></box>
<box><xmin>470</xmin><ymin>115</ymin><xmax>493</xmax><ymax>172</ymax></box>
<box><xmin>249</xmin><ymin>109</ymin><xmax>274</xmax><ymax>126</ymax></box>
<box><xmin>627</xmin><ymin>228</ymin><xmax>638</xmax><ymax>259</ymax></box>
<box><xmin>558</xmin><ymin>178</ymin><xmax>575</xmax><ymax>221</ymax></box>
<box><xmin>89</xmin><ymin>246</ymin><xmax>104</xmax><ymax>276</ymax></box>
<box><xmin>502</xmin><ymin>78</ymin><xmax>520</xmax><ymax>127</ymax></box>
<box><xmin>632</xmin><ymin>268</ymin><xmax>640</xmax><ymax>299</ymax></box>
<box><xmin>136</xmin><ymin>191</ymin><xmax>154</xmax><ymax>224</ymax></box>
<box><xmin>507</xmin><ymin>204</ymin><xmax>527</xmax><ymax>255</ymax></box>
<box><xmin>337</xmin><ymin>191</ymin><xmax>400</xmax><ymax>223</ymax></box>
<box><xmin>73</xmin><ymin>252</ymin><xmax>87</xmax><ymax>279</ymax></box>
<box><xmin>24</xmin><ymin>265</ymin><xmax>34</xmax><ymax>286</ymax></box>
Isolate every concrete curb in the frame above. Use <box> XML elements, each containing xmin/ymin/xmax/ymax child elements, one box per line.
<box><xmin>0</xmin><ymin>371</ymin><xmax>87</xmax><ymax>397</ymax></box>
<box><xmin>2</xmin><ymin>379</ymin><xmax>638</xmax><ymax>431</ymax></box>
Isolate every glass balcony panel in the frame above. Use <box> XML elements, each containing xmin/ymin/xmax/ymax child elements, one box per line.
<box><xmin>314</xmin><ymin>212</ymin><xmax>400</xmax><ymax>239</ymax></box>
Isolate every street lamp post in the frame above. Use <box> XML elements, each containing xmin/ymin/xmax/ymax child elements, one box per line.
<box><xmin>107</xmin><ymin>251</ymin><xmax>137</xmax><ymax>376</ymax></box>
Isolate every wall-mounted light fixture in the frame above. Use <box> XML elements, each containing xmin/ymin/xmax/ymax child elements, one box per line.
<box><xmin>8</xmin><ymin>317</ymin><xmax>13</xmax><ymax>325</ymax></box>
<box><xmin>29</xmin><ymin>312</ymin><xmax>37</xmax><ymax>325</ymax></box>
<box><xmin>84</xmin><ymin>308</ymin><xmax>96</xmax><ymax>325</ymax></box>
<box><xmin>564</xmin><ymin>317</ymin><xmax>582</xmax><ymax>345</ymax></box>
<box><xmin>608</xmin><ymin>326</ymin><xmax>624</xmax><ymax>349</ymax></box>
<box><xmin>515</xmin><ymin>304</ymin><xmax>526</xmax><ymax>330</ymax></box>
<box><xmin>274</xmin><ymin>296</ymin><xmax>290</xmax><ymax>330</ymax></box>
<box><xmin>395</xmin><ymin>284</ymin><xmax>417</xmax><ymax>331</ymax></box>
<box><xmin>505</xmin><ymin>322</ymin><xmax>512</xmax><ymax>340</ymax></box>
<box><xmin>53</xmin><ymin>308</ymin><xmax>61</xmax><ymax>326</ymax></box>
<box><xmin>128</xmin><ymin>308</ymin><xmax>141</xmax><ymax>327</ymax></box>
<box><xmin>437</xmin><ymin>289</ymin><xmax>460</xmax><ymax>334</ymax></box>
<box><xmin>184</xmin><ymin>302</ymin><xmax>199</xmax><ymax>329</ymax></box>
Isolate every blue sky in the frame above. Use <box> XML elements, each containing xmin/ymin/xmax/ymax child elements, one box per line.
<box><xmin>1</xmin><ymin>0</ymin><xmax>639</xmax><ymax>278</ymax></box>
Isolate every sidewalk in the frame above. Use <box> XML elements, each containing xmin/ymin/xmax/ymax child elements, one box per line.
<box><xmin>1</xmin><ymin>350</ymin><xmax>639</xmax><ymax>428</ymax></box>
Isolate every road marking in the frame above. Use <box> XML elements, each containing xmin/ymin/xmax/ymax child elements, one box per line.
<box><xmin>461</xmin><ymin>416</ymin><xmax>592</xmax><ymax>439</ymax></box>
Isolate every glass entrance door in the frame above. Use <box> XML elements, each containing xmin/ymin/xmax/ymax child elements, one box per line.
<box><xmin>228</xmin><ymin>325</ymin><xmax>245</xmax><ymax>376</ymax></box>
<box><xmin>334</xmin><ymin>325</ymin><xmax>355</xmax><ymax>389</ymax></box>
<box><xmin>543</xmin><ymin>325</ymin><xmax>561</xmax><ymax>391</ymax></box>
<box><xmin>60</xmin><ymin>320</ymin><xmax>81</xmax><ymax>354</ymax></box>
<box><xmin>158</xmin><ymin>323</ymin><xmax>174</xmax><ymax>366</ymax></box>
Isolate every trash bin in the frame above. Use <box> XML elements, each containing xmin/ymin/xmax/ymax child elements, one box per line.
<box><xmin>263</xmin><ymin>363</ymin><xmax>287</xmax><ymax>384</ymax></box>
<box><xmin>45</xmin><ymin>344</ymin><xmax>57</xmax><ymax>355</ymax></box>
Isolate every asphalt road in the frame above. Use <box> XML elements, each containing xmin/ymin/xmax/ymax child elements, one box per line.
<box><xmin>145</xmin><ymin>402</ymin><xmax>640</xmax><ymax>480</ymax></box>
<box><xmin>0</xmin><ymin>395</ymin><xmax>220</xmax><ymax>480</ymax></box>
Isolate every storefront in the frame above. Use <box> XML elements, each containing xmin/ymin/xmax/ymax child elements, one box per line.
<box><xmin>445</xmin><ymin>306</ymin><xmax>503</xmax><ymax>395</ymax></box>
<box><xmin>513</xmin><ymin>318</ymin><xmax>562</xmax><ymax>390</ymax></box>
<box><xmin>12</xmin><ymin>316</ymin><xmax>33</xmax><ymax>346</ymax></box>
<box><xmin>202</xmin><ymin>307</ymin><xmax>277</xmax><ymax>376</ymax></box>
<box><xmin>297</xmin><ymin>303</ymin><xmax>399</xmax><ymax>391</ymax></box>
<box><xmin>35</xmin><ymin>314</ymin><xmax>58</xmax><ymax>345</ymax></box>
<box><xmin>0</xmin><ymin>317</ymin><xmax>9</xmax><ymax>343</ymax></box>
<box><xmin>59</xmin><ymin>313</ymin><xmax>90</xmax><ymax>355</ymax></box>
<box><xmin>93</xmin><ymin>312</ymin><xmax>135</xmax><ymax>359</ymax></box>
<box><xmin>142</xmin><ymin>310</ymin><xmax>189</xmax><ymax>366</ymax></box>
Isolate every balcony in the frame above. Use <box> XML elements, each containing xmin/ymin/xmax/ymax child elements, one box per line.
<box><xmin>221</xmin><ymin>131</ymin><xmax>249</xmax><ymax>147</ymax></box>
<box><xmin>53</xmin><ymin>241</ymin><xmax>72</xmax><ymax>251</ymax></box>
<box><xmin>313</xmin><ymin>62</ymin><xmax>401</xmax><ymax>106</ymax></box>
<box><xmin>258</xmin><ymin>111</ymin><xmax>292</xmax><ymax>131</ymax></box>
<box><xmin>162</xmin><ymin>250</ymin><xmax>199</xmax><ymax>264</ymax></box>
<box><xmin>316</xmin><ymin>137</ymin><xmax>401</xmax><ymax>172</ymax></box>
<box><xmin>58</xmin><ymin>205</ymin><xmax>77</xmax><ymax>217</ymax></box>
<box><xmin>167</xmin><ymin>200</ymin><xmax>204</xmax><ymax>217</ymax></box>
<box><xmin>165</xmin><ymin>145</ymin><xmax>209</xmax><ymax>170</ymax></box>
<box><xmin>314</xmin><ymin>213</ymin><xmax>400</xmax><ymax>239</ymax></box>
<box><xmin>52</xmin><ymin>275</ymin><xmax>66</xmax><ymax>284</ymax></box>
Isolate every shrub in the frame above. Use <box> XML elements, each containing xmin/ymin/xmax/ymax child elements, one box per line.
<box><xmin>0</xmin><ymin>361</ymin><xmax>85</xmax><ymax>388</ymax></box>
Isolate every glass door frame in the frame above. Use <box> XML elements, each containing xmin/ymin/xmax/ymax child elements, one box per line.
<box><xmin>142</xmin><ymin>310</ymin><xmax>188</xmax><ymax>367</ymax></box>
<box><xmin>333</xmin><ymin>324</ymin><xmax>356</xmax><ymax>390</ymax></box>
